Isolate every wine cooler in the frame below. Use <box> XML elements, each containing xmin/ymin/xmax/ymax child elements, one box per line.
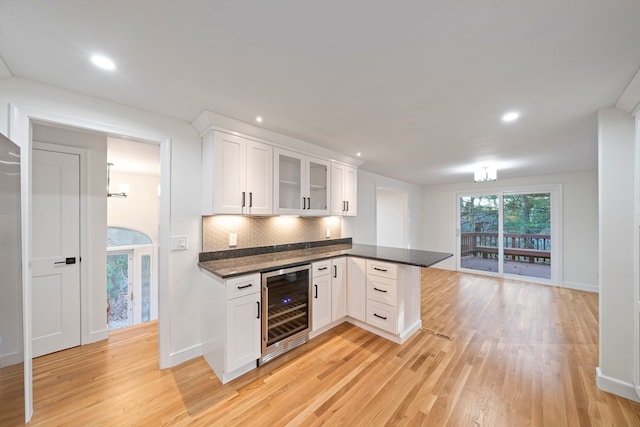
<box><xmin>260</xmin><ymin>264</ymin><xmax>311</xmax><ymax>365</ymax></box>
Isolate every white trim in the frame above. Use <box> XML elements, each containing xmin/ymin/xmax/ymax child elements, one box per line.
<box><xmin>0</xmin><ymin>351</ymin><xmax>23</xmax><ymax>368</ymax></box>
<box><xmin>8</xmin><ymin>103</ymin><xmax>172</xmax><ymax>422</ymax></box>
<box><xmin>563</xmin><ymin>281</ymin><xmax>599</xmax><ymax>293</ymax></box>
<box><xmin>596</xmin><ymin>367</ymin><xmax>640</xmax><ymax>402</ymax></box>
<box><xmin>89</xmin><ymin>328</ymin><xmax>109</xmax><ymax>342</ymax></box>
<box><xmin>168</xmin><ymin>343</ymin><xmax>202</xmax><ymax>367</ymax></box>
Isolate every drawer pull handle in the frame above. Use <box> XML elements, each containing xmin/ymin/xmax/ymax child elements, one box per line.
<box><xmin>373</xmin><ymin>287</ymin><xmax>387</xmax><ymax>293</ymax></box>
<box><xmin>237</xmin><ymin>284</ymin><xmax>253</xmax><ymax>290</ymax></box>
<box><xmin>373</xmin><ymin>313</ymin><xmax>387</xmax><ymax>320</ymax></box>
<box><xmin>373</xmin><ymin>267</ymin><xmax>388</xmax><ymax>272</ymax></box>
<box><xmin>318</xmin><ymin>266</ymin><xmax>328</xmax><ymax>271</ymax></box>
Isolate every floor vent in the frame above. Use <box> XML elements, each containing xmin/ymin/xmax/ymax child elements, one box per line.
<box><xmin>422</xmin><ymin>328</ymin><xmax>453</xmax><ymax>341</ymax></box>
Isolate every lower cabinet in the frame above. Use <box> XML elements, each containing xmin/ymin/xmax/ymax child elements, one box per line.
<box><xmin>201</xmin><ymin>271</ymin><xmax>261</xmax><ymax>384</ymax></box>
<box><xmin>226</xmin><ymin>292</ymin><xmax>261</xmax><ymax>373</ymax></box>
<box><xmin>312</xmin><ymin>260</ymin><xmax>332</xmax><ymax>331</ymax></box>
<box><xmin>331</xmin><ymin>257</ymin><xmax>347</xmax><ymax>321</ymax></box>
<box><xmin>347</xmin><ymin>257</ymin><xmax>366</xmax><ymax>322</ymax></box>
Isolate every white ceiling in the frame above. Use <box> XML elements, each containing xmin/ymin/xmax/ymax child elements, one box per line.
<box><xmin>1</xmin><ymin>1</ymin><xmax>639</xmax><ymax>185</ymax></box>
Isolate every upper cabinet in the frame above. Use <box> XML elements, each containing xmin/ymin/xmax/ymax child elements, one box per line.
<box><xmin>274</xmin><ymin>148</ymin><xmax>330</xmax><ymax>216</ymax></box>
<box><xmin>202</xmin><ymin>130</ymin><xmax>273</xmax><ymax>215</ymax></box>
<box><xmin>330</xmin><ymin>162</ymin><xmax>357</xmax><ymax>216</ymax></box>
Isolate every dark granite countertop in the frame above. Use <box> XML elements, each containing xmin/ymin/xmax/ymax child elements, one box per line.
<box><xmin>199</xmin><ymin>240</ymin><xmax>452</xmax><ymax>279</ymax></box>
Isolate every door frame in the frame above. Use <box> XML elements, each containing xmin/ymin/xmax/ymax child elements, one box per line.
<box><xmin>455</xmin><ymin>184</ymin><xmax>563</xmax><ymax>285</ymax></box>
<box><xmin>9</xmin><ymin>104</ymin><xmax>172</xmax><ymax>422</ymax></box>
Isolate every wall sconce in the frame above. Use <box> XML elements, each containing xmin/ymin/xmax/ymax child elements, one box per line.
<box><xmin>474</xmin><ymin>167</ymin><xmax>497</xmax><ymax>182</ymax></box>
<box><xmin>107</xmin><ymin>162</ymin><xmax>128</xmax><ymax>198</ymax></box>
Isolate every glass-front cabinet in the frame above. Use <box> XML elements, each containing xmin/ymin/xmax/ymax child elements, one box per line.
<box><xmin>274</xmin><ymin>147</ymin><xmax>330</xmax><ymax>215</ymax></box>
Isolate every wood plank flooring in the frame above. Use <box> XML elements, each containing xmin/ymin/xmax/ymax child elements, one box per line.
<box><xmin>6</xmin><ymin>268</ymin><xmax>640</xmax><ymax>426</ymax></box>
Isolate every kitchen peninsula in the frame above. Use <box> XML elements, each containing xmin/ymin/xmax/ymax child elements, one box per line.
<box><xmin>199</xmin><ymin>239</ymin><xmax>452</xmax><ymax>384</ymax></box>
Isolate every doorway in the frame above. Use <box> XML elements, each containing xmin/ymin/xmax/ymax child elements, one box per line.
<box><xmin>376</xmin><ymin>187</ymin><xmax>409</xmax><ymax>248</ymax></box>
<box><xmin>458</xmin><ymin>187</ymin><xmax>560</xmax><ymax>283</ymax></box>
<box><xmin>107</xmin><ymin>138</ymin><xmax>160</xmax><ymax>331</ymax></box>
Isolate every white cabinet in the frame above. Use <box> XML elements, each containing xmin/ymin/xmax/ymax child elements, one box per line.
<box><xmin>331</xmin><ymin>162</ymin><xmax>357</xmax><ymax>216</ymax></box>
<box><xmin>331</xmin><ymin>257</ymin><xmax>347</xmax><ymax>321</ymax></box>
<box><xmin>226</xmin><ymin>291</ymin><xmax>261</xmax><ymax>372</ymax></box>
<box><xmin>365</xmin><ymin>260</ymin><xmax>398</xmax><ymax>334</ymax></box>
<box><xmin>312</xmin><ymin>260</ymin><xmax>332</xmax><ymax>331</ymax></box>
<box><xmin>347</xmin><ymin>257</ymin><xmax>366</xmax><ymax>322</ymax></box>
<box><xmin>201</xmin><ymin>271</ymin><xmax>261</xmax><ymax>384</ymax></box>
<box><xmin>202</xmin><ymin>130</ymin><xmax>272</xmax><ymax>215</ymax></box>
<box><xmin>274</xmin><ymin>147</ymin><xmax>330</xmax><ymax>215</ymax></box>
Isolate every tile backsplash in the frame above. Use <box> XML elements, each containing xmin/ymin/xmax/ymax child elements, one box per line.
<box><xmin>202</xmin><ymin>216</ymin><xmax>342</xmax><ymax>251</ymax></box>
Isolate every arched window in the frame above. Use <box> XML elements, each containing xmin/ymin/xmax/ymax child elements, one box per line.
<box><xmin>107</xmin><ymin>227</ymin><xmax>152</xmax><ymax>247</ymax></box>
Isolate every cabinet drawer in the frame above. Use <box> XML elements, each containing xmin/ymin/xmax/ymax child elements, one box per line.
<box><xmin>366</xmin><ymin>260</ymin><xmax>397</xmax><ymax>280</ymax></box>
<box><xmin>366</xmin><ymin>275</ymin><xmax>397</xmax><ymax>306</ymax></box>
<box><xmin>226</xmin><ymin>273</ymin><xmax>261</xmax><ymax>300</ymax></box>
<box><xmin>366</xmin><ymin>300</ymin><xmax>398</xmax><ymax>334</ymax></box>
<box><xmin>312</xmin><ymin>260</ymin><xmax>331</xmax><ymax>277</ymax></box>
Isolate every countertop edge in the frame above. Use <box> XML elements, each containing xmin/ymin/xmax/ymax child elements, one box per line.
<box><xmin>199</xmin><ymin>245</ymin><xmax>453</xmax><ymax>279</ymax></box>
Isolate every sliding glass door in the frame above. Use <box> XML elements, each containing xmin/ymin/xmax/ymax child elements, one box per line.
<box><xmin>459</xmin><ymin>188</ymin><xmax>556</xmax><ymax>282</ymax></box>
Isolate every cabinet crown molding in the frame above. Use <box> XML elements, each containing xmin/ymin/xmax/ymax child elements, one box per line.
<box><xmin>192</xmin><ymin>110</ymin><xmax>363</xmax><ymax>167</ymax></box>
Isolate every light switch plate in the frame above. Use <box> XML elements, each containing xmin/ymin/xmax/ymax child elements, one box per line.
<box><xmin>171</xmin><ymin>235</ymin><xmax>188</xmax><ymax>251</ymax></box>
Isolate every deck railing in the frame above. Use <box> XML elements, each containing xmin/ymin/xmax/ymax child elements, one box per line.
<box><xmin>460</xmin><ymin>232</ymin><xmax>551</xmax><ymax>264</ymax></box>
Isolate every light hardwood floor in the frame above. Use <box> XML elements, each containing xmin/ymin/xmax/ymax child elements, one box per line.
<box><xmin>7</xmin><ymin>268</ymin><xmax>640</xmax><ymax>426</ymax></box>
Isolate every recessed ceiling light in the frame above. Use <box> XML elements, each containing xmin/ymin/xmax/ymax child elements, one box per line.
<box><xmin>502</xmin><ymin>111</ymin><xmax>520</xmax><ymax>122</ymax></box>
<box><xmin>256</xmin><ymin>116</ymin><xmax>263</xmax><ymax>123</ymax></box>
<box><xmin>91</xmin><ymin>55</ymin><xmax>116</xmax><ymax>71</ymax></box>
<box><xmin>356</xmin><ymin>152</ymin><xmax>361</xmax><ymax>157</ymax></box>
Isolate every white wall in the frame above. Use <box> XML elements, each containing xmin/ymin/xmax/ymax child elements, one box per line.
<box><xmin>343</xmin><ymin>169</ymin><xmax>424</xmax><ymax>249</ymax></box>
<box><xmin>0</xmin><ymin>77</ymin><xmax>204</xmax><ymax>368</ymax></box>
<box><xmin>376</xmin><ymin>188</ymin><xmax>408</xmax><ymax>248</ymax></box>
<box><xmin>422</xmin><ymin>170</ymin><xmax>599</xmax><ymax>291</ymax></box>
<box><xmin>108</xmin><ymin>170</ymin><xmax>159</xmax><ymax>243</ymax></box>
<box><xmin>597</xmin><ymin>107</ymin><xmax>636</xmax><ymax>399</ymax></box>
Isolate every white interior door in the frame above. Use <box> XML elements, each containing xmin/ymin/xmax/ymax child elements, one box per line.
<box><xmin>32</xmin><ymin>149</ymin><xmax>80</xmax><ymax>358</ymax></box>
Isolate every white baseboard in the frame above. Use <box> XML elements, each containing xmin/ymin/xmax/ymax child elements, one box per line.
<box><xmin>169</xmin><ymin>343</ymin><xmax>202</xmax><ymax>367</ymax></box>
<box><xmin>563</xmin><ymin>281</ymin><xmax>599</xmax><ymax>293</ymax></box>
<box><xmin>0</xmin><ymin>351</ymin><xmax>23</xmax><ymax>368</ymax></box>
<box><xmin>88</xmin><ymin>328</ymin><xmax>109</xmax><ymax>344</ymax></box>
<box><xmin>596</xmin><ymin>367</ymin><xmax>640</xmax><ymax>402</ymax></box>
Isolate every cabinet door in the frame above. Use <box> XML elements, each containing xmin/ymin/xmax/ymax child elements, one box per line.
<box><xmin>246</xmin><ymin>140</ymin><xmax>273</xmax><ymax>215</ymax></box>
<box><xmin>347</xmin><ymin>257</ymin><xmax>366</xmax><ymax>322</ymax></box>
<box><xmin>312</xmin><ymin>274</ymin><xmax>332</xmax><ymax>331</ymax></box>
<box><xmin>330</xmin><ymin>163</ymin><xmax>345</xmax><ymax>216</ymax></box>
<box><xmin>213</xmin><ymin>132</ymin><xmax>246</xmax><ymax>214</ymax></box>
<box><xmin>306</xmin><ymin>156</ymin><xmax>330</xmax><ymax>216</ymax></box>
<box><xmin>274</xmin><ymin>148</ymin><xmax>304</xmax><ymax>214</ymax></box>
<box><xmin>344</xmin><ymin>165</ymin><xmax>358</xmax><ymax>216</ymax></box>
<box><xmin>331</xmin><ymin>257</ymin><xmax>347</xmax><ymax>321</ymax></box>
<box><xmin>226</xmin><ymin>292</ymin><xmax>261</xmax><ymax>373</ymax></box>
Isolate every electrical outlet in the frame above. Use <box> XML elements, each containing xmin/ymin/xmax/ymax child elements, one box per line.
<box><xmin>326</xmin><ymin>227</ymin><xmax>331</xmax><ymax>238</ymax></box>
<box><xmin>229</xmin><ymin>233</ymin><xmax>237</xmax><ymax>246</ymax></box>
